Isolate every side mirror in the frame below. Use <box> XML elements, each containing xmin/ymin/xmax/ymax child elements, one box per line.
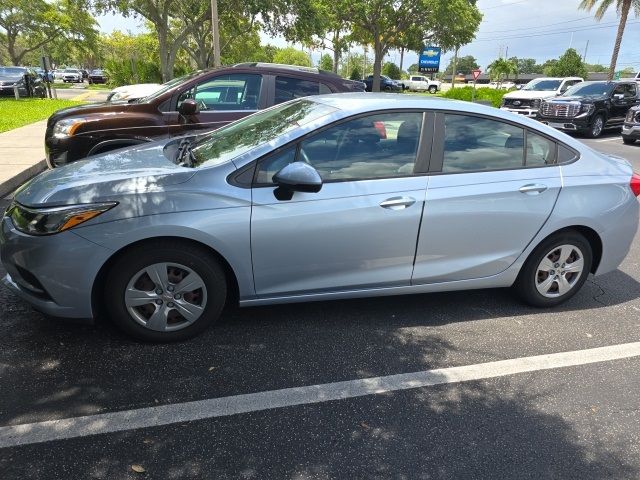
<box><xmin>178</xmin><ymin>98</ymin><xmax>199</xmax><ymax>116</ymax></box>
<box><xmin>273</xmin><ymin>162</ymin><xmax>322</xmax><ymax>200</ymax></box>
<box><xmin>613</xmin><ymin>93</ymin><xmax>624</xmax><ymax>101</ymax></box>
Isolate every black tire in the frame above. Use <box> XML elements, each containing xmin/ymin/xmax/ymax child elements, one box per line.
<box><xmin>622</xmin><ymin>137</ymin><xmax>636</xmax><ymax>145</ymax></box>
<box><xmin>513</xmin><ymin>231</ymin><xmax>593</xmax><ymax>308</ymax></box>
<box><xmin>104</xmin><ymin>240</ymin><xmax>227</xmax><ymax>342</ymax></box>
<box><xmin>384</xmin><ymin>85</ymin><xmax>392</xmax><ymax>92</ymax></box>
<box><xmin>585</xmin><ymin>114</ymin><xmax>605</xmax><ymax>138</ymax></box>
<box><xmin>428</xmin><ymin>85</ymin><xmax>437</xmax><ymax>94</ymax></box>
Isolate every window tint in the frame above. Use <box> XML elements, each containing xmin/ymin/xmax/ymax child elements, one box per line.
<box><xmin>613</xmin><ymin>84</ymin><xmax>625</xmax><ymax>95</ymax></box>
<box><xmin>256</xmin><ymin>111</ymin><xmax>424</xmax><ymax>182</ymax></box>
<box><xmin>557</xmin><ymin>145</ymin><xmax>577</xmax><ymax>164</ymax></box>
<box><xmin>625</xmin><ymin>83</ymin><xmax>637</xmax><ymax>98</ymax></box>
<box><xmin>274</xmin><ymin>76</ymin><xmax>329</xmax><ymax>104</ymax></box>
<box><xmin>526</xmin><ymin>132</ymin><xmax>556</xmax><ymax>166</ymax></box>
<box><xmin>177</xmin><ymin>74</ymin><xmax>262</xmax><ymax>111</ymax></box>
<box><xmin>255</xmin><ymin>147</ymin><xmax>297</xmax><ymax>184</ymax></box>
<box><xmin>442</xmin><ymin>115</ymin><xmax>524</xmax><ymax>173</ymax></box>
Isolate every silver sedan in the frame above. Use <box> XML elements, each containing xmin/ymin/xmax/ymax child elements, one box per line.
<box><xmin>2</xmin><ymin>94</ymin><xmax>639</xmax><ymax>341</ymax></box>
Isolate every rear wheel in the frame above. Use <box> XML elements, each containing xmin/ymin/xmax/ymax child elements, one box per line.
<box><xmin>105</xmin><ymin>241</ymin><xmax>227</xmax><ymax>342</ymax></box>
<box><xmin>622</xmin><ymin>137</ymin><xmax>636</xmax><ymax>145</ymax></box>
<box><xmin>428</xmin><ymin>85</ymin><xmax>437</xmax><ymax>94</ymax></box>
<box><xmin>513</xmin><ymin>231</ymin><xmax>592</xmax><ymax>307</ymax></box>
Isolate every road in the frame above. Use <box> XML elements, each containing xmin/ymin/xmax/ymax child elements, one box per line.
<box><xmin>0</xmin><ymin>133</ymin><xmax>639</xmax><ymax>479</ymax></box>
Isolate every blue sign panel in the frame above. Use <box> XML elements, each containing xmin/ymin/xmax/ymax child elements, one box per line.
<box><xmin>419</xmin><ymin>46</ymin><xmax>441</xmax><ymax>73</ymax></box>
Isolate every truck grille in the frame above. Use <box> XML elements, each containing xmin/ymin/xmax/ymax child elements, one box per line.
<box><xmin>503</xmin><ymin>98</ymin><xmax>540</xmax><ymax>109</ymax></box>
<box><xmin>541</xmin><ymin>102</ymin><xmax>580</xmax><ymax>118</ymax></box>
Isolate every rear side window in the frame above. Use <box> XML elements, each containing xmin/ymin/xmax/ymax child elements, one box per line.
<box><xmin>442</xmin><ymin>114</ymin><xmax>524</xmax><ymax>172</ymax></box>
<box><xmin>526</xmin><ymin>132</ymin><xmax>556</xmax><ymax>166</ymax></box>
<box><xmin>625</xmin><ymin>83</ymin><xmax>637</xmax><ymax>98</ymax></box>
<box><xmin>557</xmin><ymin>144</ymin><xmax>578</xmax><ymax>164</ymax></box>
<box><xmin>274</xmin><ymin>76</ymin><xmax>331</xmax><ymax>105</ymax></box>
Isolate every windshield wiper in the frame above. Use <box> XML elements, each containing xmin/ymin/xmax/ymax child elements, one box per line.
<box><xmin>175</xmin><ymin>138</ymin><xmax>196</xmax><ymax>167</ymax></box>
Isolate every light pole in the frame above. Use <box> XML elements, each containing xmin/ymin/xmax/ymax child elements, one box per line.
<box><xmin>210</xmin><ymin>0</ymin><xmax>221</xmax><ymax>67</ymax></box>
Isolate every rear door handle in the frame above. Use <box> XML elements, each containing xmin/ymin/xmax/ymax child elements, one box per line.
<box><xmin>380</xmin><ymin>196</ymin><xmax>416</xmax><ymax>210</ymax></box>
<box><xmin>519</xmin><ymin>184</ymin><xmax>547</xmax><ymax>195</ymax></box>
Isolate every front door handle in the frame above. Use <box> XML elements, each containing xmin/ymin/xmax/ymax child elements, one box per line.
<box><xmin>380</xmin><ymin>196</ymin><xmax>416</xmax><ymax>210</ymax></box>
<box><xmin>519</xmin><ymin>184</ymin><xmax>548</xmax><ymax>195</ymax></box>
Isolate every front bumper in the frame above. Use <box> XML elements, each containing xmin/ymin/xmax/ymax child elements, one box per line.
<box><xmin>539</xmin><ymin>116</ymin><xmax>590</xmax><ymax>131</ymax></box>
<box><xmin>0</xmin><ymin>215</ymin><xmax>113</xmax><ymax>319</ymax></box>
<box><xmin>500</xmin><ymin>107</ymin><xmax>538</xmax><ymax>118</ymax></box>
<box><xmin>622</xmin><ymin>123</ymin><xmax>640</xmax><ymax>140</ymax></box>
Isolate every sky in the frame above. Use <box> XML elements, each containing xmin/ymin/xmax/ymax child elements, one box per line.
<box><xmin>96</xmin><ymin>0</ymin><xmax>640</xmax><ymax>73</ymax></box>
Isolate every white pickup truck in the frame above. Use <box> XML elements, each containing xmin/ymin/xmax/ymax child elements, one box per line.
<box><xmin>500</xmin><ymin>77</ymin><xmax>583</xmax><ymax>117</ymax></box>
<box><xmin>404</xmin><ymin>75</ymin><xmax>441</xmax><ymax>93</ymax></box>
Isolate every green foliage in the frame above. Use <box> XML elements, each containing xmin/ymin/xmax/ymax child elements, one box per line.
<box><xmin>0</xmin><ymin>98</ymin><xmax>84</xmax><ymax>133</ymax></box>
<box><xmin>487</xmin><ymin>57</ymin><xmax>518</xmax><ymax>81</ymax></box>
<box><xmin>441</xmin><ymin>86</ymin><xmax>508</xmax><ymax>108</ymax></box>
<box><xmin>272</xmin><ymin>46</ymin><xmax>311</xmax><ymax>66</ymax></box>
<box><xmin>544</xmin><ymin>48</ymin><xmax>588</xmax><ymax>78</ymax></box>
<box><xmin>585</xmin><ymin>63</ymin><xmax>608</xmax><ymax>72</ymax></box>
<box><xmin>349</xmin><ymin>65</ymin><xmax>362</xmax><ymax>80</ymax></box>
<box><xmin>509</xmin><ymin>57</ymin><xmax>542</xmax><ymax>74</ymax></box>
<box><xmin>318</xmin><ymin>53</ymin><xmax>334</xmax><ymax>71</ymax></box>
<box><xmin>407</xmin><ymin>63</ymin><xmax>418</xmax><ymax>73</ymax></box>
<box><xmin>382</xmin><ymin>62</ymin><xmax>401</xmax><ymax>79</ymax></box>
<box><xmin>444</xmin><ymin>55</ymin><xmax>479</xmax><ymax>75</ymax></box>
<box><xmin>102</xmin><ymin>31</ymin><xmax>162</xmax><ymax>86</ymax></box>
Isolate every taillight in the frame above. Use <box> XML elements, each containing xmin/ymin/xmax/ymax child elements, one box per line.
<box><xmin>631</xmin><ymin>173</ymin><xmax>640</xmax><ymax>197</ymax></box>
<box><xmin>373</xmin><ymin>121</ymin><xmax>387</xmax><ymax>139</ymax></box>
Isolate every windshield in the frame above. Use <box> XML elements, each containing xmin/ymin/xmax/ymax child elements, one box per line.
<box><xmin>189</xmin><ymin>99</ymin><xmax>337</xmax><ymax>168</ymax></box>
<box><xmin>563</xmin><ymin>82</ymin><xmax>614</xmax><ymax>97</ymax></box>
<box><xmin>522</xmin><ymin>79</ymin><xmax>562</xmax><ymax>91</ymax></box>
<box><xmin>140</xmin><ymin>71</ymin><xmax>203</xmax><ymax>103</ymax></box>
<box><xmin>0</xmin><ymin>67</ymin><xmax>25</xmax><ymax>75</ymax></box>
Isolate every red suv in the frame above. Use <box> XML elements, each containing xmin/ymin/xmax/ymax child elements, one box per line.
<box><xmin>45</xmin><ymin>63</ymin><xmax>366</xmax><ymax>167</ymax></box>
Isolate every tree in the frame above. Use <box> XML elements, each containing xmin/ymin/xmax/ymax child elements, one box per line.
<box><xmin>382</xmin><ymin>61</ymin><xmax>401</xmax><ymax>79</ymax></box>
<box><xmin>306</xmin><ymin>0</ymin><xmax>351</xmax><ymax>73</ymax></box>
<box><xmin>318</xmin><ymin>53</ymin><xmax>333</xmax><ymax>71</ymax></box>
<box><xmin>0</xmin><ymin>0</ymin><xmax>98</xmax><ymax>65</ymax></box>
<box><xmin>407</xmin><ymin>63</ymin><xmax>419</xmax><ymax>73</ymax></box>
<box><xmin>349</xmin><ymin>65</ymin><xmax>362</xmax><ymax>80</ymax></box>
<box><xmin>342</xmin><ymin>0</ymin><xmax>482</xmax><ymax>91</ymax></box>
<box><xmin>444</xmin><ymin>54</ymin><xmax>479</xmax><ymax>75</ymax></box>
<box><xmin>487</xmin><ymin>57</ymin><xmax>518</xmax><ymax>84</ymax></box>
<box><xmin>579</xmin><ymin>0</ymin><xmax>640</xmax><ymax>80</ymax></box>
<box><xmin>272</xmin><ymin>46</ymin><xmax>311</xmax><ymax>67</ymax></box>
<box><xmin>585</xmin><ymin>63</ymin><xmax>608</xmax><ymax>72</ymax></box>
<box><xmin>544</xmin><ymin>48</ymin><xmax>588</xmax><ymax>79</ymax></box>
<box><xmin>510</xmin><ymin>57</ymin><xmax>542</xmax><ymax>75</ymax></box>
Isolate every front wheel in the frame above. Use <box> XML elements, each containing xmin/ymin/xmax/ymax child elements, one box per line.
<box><xmin>104</xmin><ymin>241</ymin><xmax>227</xmax><ymax>342</ymax></box>
<box><xmin>428</xmin><ymin>85</ymin><xmax>437</xmax><ymax>94</ymax></box>
<box><xmin>585</xmin><ymin>114</ymin><xmax>604</xmax><ymax>138</ymax></box>
<box><xmin>513</xmin><ymin>231</ymin><xmax>592</xmax><ymax>307</ymax></box>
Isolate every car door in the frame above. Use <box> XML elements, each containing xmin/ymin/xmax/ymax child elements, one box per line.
<box><xmin>251</xmin><ymin>110</ymin><xmax>431</xmax><ymax>296</ymax></box>
<box><xmin>173</xmin><ymin>73</ymin><xmax>266</xmax><ymax>135</ymax></box>
<box><xmin>412</xmin><ymin>112</ymin><xmax>562</xmax><ymax>284</ymax></box>
<box><xmin>609</xmin><ymin>83</ymin><xmax>629</xmax><ymax>124</ymax></box>
<box><xmin>271</xmin><ymin>75</ymin><xmax>334</xmax><ymax>105</ymax></box>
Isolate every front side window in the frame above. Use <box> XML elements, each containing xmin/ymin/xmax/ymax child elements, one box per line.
<box><xmin>274</xmin><ymin>76</ymin><xmax>332</xmax><ymax>105</ymax></box>
<box><xmin>256</xmin><ymin>111</ymin><xmax>424</xmax><ymax>182</ymax></box>
<box><xmin>442</xmin><ymin>115</ymin><xmax>525</xmax><ymax>172</ymax></box>
<box><xmin>178</xmin><ymin>74</ymin><xmax>262</xmax><ymax>111</ymax></box>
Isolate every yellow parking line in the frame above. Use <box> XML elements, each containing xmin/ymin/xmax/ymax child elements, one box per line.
<box><xmin>70</xmin><ymin>91</ymin><xmax>94</xmax><ymax>101</ymax></box>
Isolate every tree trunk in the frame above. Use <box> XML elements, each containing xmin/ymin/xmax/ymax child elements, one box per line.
<box><xmin>372</xmin><ymin>38</ymin><xmax>384</xmax><ymax>92</ymax></box>
<box><xmin>399</xmin><ymin>47</ymin><xmax>404</xmax><ymax>71</ymax></box>
<box><xmin>332</xmin><ymin>30</ymin><xmax>340</xmax><ymax>74</ymax></box>
<box><xmin>211</xmin><ymin>0</ymin><xmax>221</xmax><ymax>67</ymax></box>
<box><xmin>156</xmin><ymin>25</ymin><xmax>171</xmax><ymax>82</ymax></box>
<box><xmin>451</xmin><ymin>47</ymin><xmax>459</xmax><ymax>89</ymax></box>
<box><xmin>608</xmin><ymin>0</ymin><xmax>630</xmax><ymax>81</ymax></box>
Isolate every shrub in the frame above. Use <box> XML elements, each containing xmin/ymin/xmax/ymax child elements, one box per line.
<box><xmin>441</xmin><ymin>86</ymin><xmax>510</xmax><ymax>108</ymax></box>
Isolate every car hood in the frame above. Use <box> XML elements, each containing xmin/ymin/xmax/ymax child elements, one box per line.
<box><xmin>504</xmin><ymin>90</ymin><xmax>558</xmax><ymax>99</ymax></box>
<box><xmin>14</xmin><ymin>142</ymin><xmax>196</xmax><ymax>206</ymax></box>
<box><xmin>0</xmin><ymin>75</ymin><xmax>22</xmax><ymax>83</ymax></box>
<box><xmin>48</xmin><ymin>101</ymin><xmax>140</xmax><ymax>123</ymax></box>
<box><xmin>550</xmin><ymin>95</ymin><xmax>607</xmax><ymax>103</ymax></box>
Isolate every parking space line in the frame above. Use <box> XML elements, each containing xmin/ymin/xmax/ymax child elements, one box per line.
<box><xmin>594</xmin><ymin>137</ymin><xmax>622</xmax><ymax>143</ymax></box>
<box><xmin>2</xmin><ymin>341</ymin><xmax>640</xmax><ymax>449</ymax></box>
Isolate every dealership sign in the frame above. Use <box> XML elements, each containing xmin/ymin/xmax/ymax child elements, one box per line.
<box><xmin>419</xmin><ymin>46</ymin><xmax>441</xmax><ymax>73</ymax></box>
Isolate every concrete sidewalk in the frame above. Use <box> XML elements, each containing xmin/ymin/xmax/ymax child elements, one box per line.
<box><xmin>0</xmin><ymin>90</ymin><xmax>110</xmax><ymax>198</ymax></box>
<box><xmin>0</xmin><ymin>120</ymin><xmax>48</xmax><ymax>198</ymax></box>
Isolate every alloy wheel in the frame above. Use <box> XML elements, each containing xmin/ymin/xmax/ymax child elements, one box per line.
<box><xmin>534</xmin><ymin>244</ymin><xmax>585</xmax><ymax>298</ymax></box>
<box><xmin>591</xmin><ymin>116</ymin><xmax>603</xmax><ymax>137</ymax></box>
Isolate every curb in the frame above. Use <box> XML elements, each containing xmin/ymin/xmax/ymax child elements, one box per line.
<box><xmin>0</xmin><ymin>160</ymin><xmax>47</xmax><ymax>199</ymax></box>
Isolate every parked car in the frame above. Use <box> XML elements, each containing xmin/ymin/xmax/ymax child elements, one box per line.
<box><xmin>404</xmin><ymin>75</ymin><xmax>441</xmax><ymax>93</ymax></box>
<box><xmin>622</xmin><ymin>105</ymin><xmax>640</xmax><ymax>144</ymax></box>
<box><xmin>0</xmin><ymin>66</ymin><xmax>46</xmax><ymax>98</ymax></box>
<box><xmin>3</xmin><ymin>94</ymin><xmax>639</xmax><ymax>341</ymax></box>
<box><xmin>487</xmin><ymin>81</ymin><xmax>516</xmax><ymax>90</ymax></box>
<box><xmin>52</xmin><ymin>70</ymin><xmax>66</xmax><ymax>81</ymax></box>
<box><xmin>538</xmin><ymin>80</ymin><xmax>639</xmax><ymax>138</ymax></box>
<box><xmin>44</xmin><ymin>63</ymin><xmax>366</xmax><ymax>167</ymax></box>
<box><xmin>500</xmin><ymin>77</ymin><xmax>583</xmax><ymax>118</ymax></box>
<box><xmin>88</xmin><ymin>69</ymin><xmax>108</xmax><ymax>84</ymax></box>
<box><xmin>106</xmin><ymin>82</ymin><xmax>162</xmax><ymax>102</ymax></box>
<box><xmin>62</xmin><ymin>68</ymin><xmax>83</xmax><ymax>83</ymax></box>
<box><xmin>363</xmin><ymin>75</ymin><xmax>403</xmax><ymax>92</ymax></box>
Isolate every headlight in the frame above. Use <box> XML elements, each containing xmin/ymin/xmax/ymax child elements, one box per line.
<box><xmin>635</xmin><ymin>111</ymin><xmax>640</xmax><ymax>123</ymax></box>
<box><xmin>52</xmin><ymin>118</ymin><xmax>86</xmax><ymax>138</ymax></box>
<box><xmin>580</xmin><ymin>104</ymin><xmax>594</xmax><ymax>114</ymax></box>
<box><xmin>6</xmin><ymin>202</ymin><xmax>117</xmax><ymax>236</ymax></box>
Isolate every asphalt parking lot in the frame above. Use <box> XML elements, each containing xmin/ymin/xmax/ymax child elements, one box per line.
<box><xmin>0</xmin><ymin>132</ymin><xmax>639</xmax><ymax>479</ymax></box>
